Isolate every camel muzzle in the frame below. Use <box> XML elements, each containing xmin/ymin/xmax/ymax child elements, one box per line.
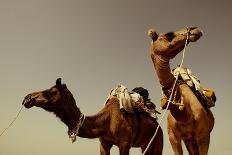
<box><xmin>22</xmin><ymin>94</ymin><xmax>35</xmax><ymax>108</ymax></box>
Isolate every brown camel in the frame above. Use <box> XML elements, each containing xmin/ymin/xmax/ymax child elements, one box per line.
<box><xmin>147</xmin><ymin>27</ymin><xmax>214</xmax><ymax>155</ymax></box>
<box><xmin>22</xmin><ymin>78</ymin><xmax>163</xmax><ymax>155</ymax></box>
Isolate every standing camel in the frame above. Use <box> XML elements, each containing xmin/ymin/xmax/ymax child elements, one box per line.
<box><xmin>22</xmin><ymin>78</ymin><xmax>163</xmax><ymax>155</ymax></box>
<box><xmin>147</xmin><ymin>27</ymin><xmax>214</xmax><ymax>155</ymax></box>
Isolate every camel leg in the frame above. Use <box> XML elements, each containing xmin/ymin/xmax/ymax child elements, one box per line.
<box><xmin>168</xmin><ymin>130</ymin><xmax>183</xmax><ymax>155</ymax></box>
<box><xmin>198</xmin><ymin>135</ymin><xmax>210</xmax><ymax>155</ymax></box>
<box><xmin>183</xmin><ymin>139</ymin><xmax>199</xmax><ymax>155</ymax></box>
<box><xmin>119</xmin><ymin>142</ymin><xmax>130</xmax><ymax>155</ymax></box>
<box><xmin>99</xmin><ymin>138</ymin><xmax>113</xmax><ymax>155</ymax></box>
<box><xmin>141</xmin><ymin>127</ymin><xmax>163</xmax><ymax>155</ymax></box>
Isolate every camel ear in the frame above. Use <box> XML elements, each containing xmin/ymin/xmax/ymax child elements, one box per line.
<box><xmin>147</xmin><ymin>29</ymin><xmax>158</xmax><ymax>41</ymax></box>
<box><xmin>56</xmin><ymin>78</ymin><xmax>62</xmax><ymax>88</ymax></box>
<box><xmin>56</xmin><ymin>78</ymin><xmax>67</xmax><ymax>90</ymax></box>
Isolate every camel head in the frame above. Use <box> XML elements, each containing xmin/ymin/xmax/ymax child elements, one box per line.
<box><xmin>22</xmin><ymin>78</ymin><xmax>77</xmax><ymax>113</ymax></box>
<box><xmin>148</xmin><ymin>26</ymin><xmax>203</xmax><ymax>59</ymax></box>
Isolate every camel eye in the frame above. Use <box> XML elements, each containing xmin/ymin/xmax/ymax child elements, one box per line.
<box><xmin>42</xmin><ymin>90</ymin><xmax>52</xmax><ymax>97</ymax></box>
<box><xmin>164</xmin><ymin>32</ymin><xmax>175</xmax><ymax>41</ymax></box>
<box><xmin>51</xmin><ymin>90</ymin><xmax>57</xmax><ymax>96</ymax></box>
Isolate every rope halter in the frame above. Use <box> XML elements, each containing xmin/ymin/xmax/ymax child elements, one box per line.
<box><xmin>68</xmin><ymin>112</ymin><xmax>85</xmax><ymax>143</ymax></box>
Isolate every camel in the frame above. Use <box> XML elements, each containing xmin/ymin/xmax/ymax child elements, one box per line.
<box><xmin>147</xmin><ymin>27</ymin><xmax>214</xmax><ymax>155</ymax></box>
<box><xmin>22</xmin><ymin>78</ymin><xmax>163</xmax><ymax>155</ymax></box>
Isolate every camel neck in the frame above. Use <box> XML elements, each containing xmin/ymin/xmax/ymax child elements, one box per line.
<box><xmin>56</xmin><ymin>104</ymin><xmax>109</xmax><ymax>139</ymax></box>
<box><xmin>151</xmin><ymin>54</ymin><xmax>175</xmax><ymax>90</ymax></box>
<box><xmin>54</xmin><ymin>104</ymin><xmax>80</xmax><ymax>130</ymax></box>
<box><xmin>78</xmin><ymin>110</ymin><xmax>109</xmax><ymax>138</ymax></box>
<box><xmin>77</xmin><ymin>100</ymin><xmax>119</xmax><ymax>139</ymax></box>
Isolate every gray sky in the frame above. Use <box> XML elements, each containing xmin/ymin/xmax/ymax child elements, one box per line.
<box><xmin>0</xmin><ymin>0</ymin><xmax>231</xmax><ymax>154</ymax></box>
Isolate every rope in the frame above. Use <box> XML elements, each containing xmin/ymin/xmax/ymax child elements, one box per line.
<box><xmin>142</xmin><ymin>28</ymin><xmax>189</xmax><ymax>155</ymax></box>
<box><xmin>0</xmin><ymin>105</ymin><xmax>24</xmax><ymax>138</ymax></box>
<box><xmin>68</xmin><ymin>113</ymin><xmax>85</xmax><ymax>143</ymax></box>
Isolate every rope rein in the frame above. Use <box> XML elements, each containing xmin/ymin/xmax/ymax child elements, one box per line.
<box><xmin>0</xmin><ymin>105</ymin><xmax>24</xmax><ymax>138</ymax></box>
<box><xmin>0</xmin><ymin>103</ymin><xmax>85</xmax><ymax>143</ymax></box>
<box><xmin>142</xmin><ymin>28</ymin><xmax>189</xmax><ymax>155</ymax></box>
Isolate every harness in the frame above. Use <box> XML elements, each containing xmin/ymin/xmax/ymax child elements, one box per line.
<box><xmin>160</xmin><ymin>66</ymin><xmax>216</xmax><ymax>110</ymax></box>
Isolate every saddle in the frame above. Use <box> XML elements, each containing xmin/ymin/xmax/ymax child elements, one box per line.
<box><xmin>105</xmin><ymin>84</ymin><xmax>159</xmax><ymax>119</ymax></box>
<box><xmin>160</xmin><ymin>66</ymin><xmax>216</xmax><ymax>110</ymax></box>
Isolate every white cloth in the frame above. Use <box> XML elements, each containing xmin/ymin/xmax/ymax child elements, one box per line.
<box><xmin>173</xmin><ymin>66</ymin><xmax>204</xmax><ymax>94</ymax></box>
<box><xmin>105</xmin><ymin>84</ymin><xmax>142</xmax><ymax>113</ymax></box>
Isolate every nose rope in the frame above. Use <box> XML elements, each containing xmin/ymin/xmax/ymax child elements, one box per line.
<box><xmin>142</xmin><ymin>28</ymin><xmax>190</xmax><ymax>155</ymax></box>
<box><xmin>0</xmin><ymin>105</ymin><xmax>24</xmax><ymax>138</ymax></box>
<box><xmin>179</xmin><ymin>27</ymin><xmax>190</xmax><ymax>67</ymax></box>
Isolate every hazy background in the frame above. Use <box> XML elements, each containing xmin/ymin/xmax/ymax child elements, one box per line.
<box><xmin>0</xmin><ymin>0</ymin><xmax>231</xmax><ymax>154</ymax></box>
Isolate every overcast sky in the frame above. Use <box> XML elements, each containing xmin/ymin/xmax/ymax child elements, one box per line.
<box><xmin>0</xmin><ymin>0</ymin><xmax>231</xmax><ymax>154</ymax></box>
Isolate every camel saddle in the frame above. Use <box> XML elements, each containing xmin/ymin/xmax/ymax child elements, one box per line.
<box><xmin>160</xmin><ymin>66</ymin><xmax>216</xmax><ymax>110</ymax></box>
<box><xmin>105</xmin><ymin>84</ymin><xmax>159</xmax><ymax>119</ymax></box>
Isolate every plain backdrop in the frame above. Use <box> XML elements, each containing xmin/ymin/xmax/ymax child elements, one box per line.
<box><xmin>0</xmin><ymin>0</ymin><xmax>231</xmax><ymax>154</ymax></box>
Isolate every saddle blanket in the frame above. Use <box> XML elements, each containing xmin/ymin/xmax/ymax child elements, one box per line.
<box><xmin>173</xmin><ymin>66</ymin><xmax>203</xmax><ymax>92</ymax></box>
<box><xmin>172</xmin><ymin>66</ymin><xmax>216</xmax><ymax>107</ymax></box>
<box><xmin>105</xmin><ymin>84</ymin><xmax>143</xmax><ymax>114</ymax></box>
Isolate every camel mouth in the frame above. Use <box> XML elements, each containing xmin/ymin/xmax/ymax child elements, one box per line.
<box><xmin>188</xmin><ymin>27</ymin><xmax>203</xmax><ymax>42</ymax></box>
<box><xmin>176</xmin><ymin>27</ymin><xmax>203</xmax><ymax>42</ymax></box>
<box><xmin>23</xmin><ymin>100</ymin><xmax>34</xmax><ymax>109</ymax></box>
<box><xmin>22</xmin><ymin>95</ymin><xmax>35</xmax><ymax>109</ymax></box>
<box><xmin>189</xmin><ymin>33</ymin><xmax>202</xmax><ymax>42</ymax></box>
